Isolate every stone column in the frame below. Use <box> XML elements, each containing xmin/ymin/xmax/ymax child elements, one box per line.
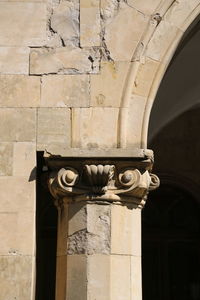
<box><xmin>45</xmin><ymin>151</ymin><xmax>159</xmax><ymax>300</ymax></box>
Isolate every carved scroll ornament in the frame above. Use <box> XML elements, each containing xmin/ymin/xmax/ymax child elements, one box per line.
<box><xmin>48</xmin><ymin>162</ymin><xmax>159</xmax><ymax>207</ymax></box>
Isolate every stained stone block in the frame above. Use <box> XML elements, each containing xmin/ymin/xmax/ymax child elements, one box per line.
<box><xmin>0</xmin><ymin>143</ymin><xmax>13</xmax><ymax>176</ymax></box>
<box><xmin>0</xmin><ymin>75</ymin><xmax>40</xmax><ymax>107</ymax></box>
<box><xmin>0</xmin><ymin>108</ymin><xmax>36</xmax><ymax>142</ymax></box>
<box><xmin>41</xmin><ymin>75</ymin><xmax>90</xmax><ymax>107</ymax></box>
<box><xmin>0</xmin><ymin>177</ymin><xmax>35</xmax><ymax>212</ymax></box>
<box><xmin>0</xmin><ymin>255</ymin><xmax>33</xmax><ymax>300</ymax></box>
<box><xmin>37</xmin><ymin>108</ymin><xmax>71</xmax><ymax>147</ymax></box>
<box><xmin>0</xmin><ymin>47</ymin><xmax>29</xmax><ymax>74</ymax></box>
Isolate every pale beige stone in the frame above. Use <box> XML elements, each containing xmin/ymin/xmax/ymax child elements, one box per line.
<box><xmin>41</xmin><ymin>75</ymin><xmax>90</xmax><ymax>107</ymax></box>
<box><xmin>126</xmin><ymin>94</ymin><xmax>147</xmax><ymax>148</ymax></box>
<box><xmin>30</xmin><ymin>47</ymin><xmax>100</xmax><ymax>75</ymax></box>
<box><xmin>111</xmin><ymin>204</ymin><xmax>141</xmax><ymax>256</ymax></box>
<box><xmin>0</xmin><ymin>3</ymin><xmax>46</xmax><ymax>46</ymax></box>
<box><xmin>72</xmin><ymin>107</ymin><xmax>119</xmax><ymax>148</ymax></box>
<box><xmin>132</xmin><ymin>58</ymin><xmax>159</xmax><ymax>97</ymax></box>
<box><xmin>68</xmin><ymin>202</ymin><xmax>86</xmax><ymax>236</ymax></box>
<box><xmin>131</xmin><ymin>256</ymin><xmax>142</xmax><ymax>300</ymax></box>
<box><xmin>126</xmin><ymin>0</ymin><xmax>161</xmax><ymax>15</ymax></box>
<box><xmin>67</xmin><ymin>255</ymin><xmax>87</xmax><ymax>300</ymax></box>
<box><xmin>0</xmin><ymin>108</ymin><xmax>36</xmax><ymax>142</ymax></box>
<box><xmin>146</xmin><ymin>20</ymin><xmax>180</xmax><ymax>61</ymax></box>
<box><xmin>37</xmin><ymin>108</ymin><xmax>71</xmax><ymax>146</ymax></box>
<box><xmin>0</xmin><ymin>143</ymin><xmax>13</xmax><ymax>176</ymax></box>
<box><xmin>0</xmin><ymin>75</ymin><xmax>40</xmax><ymax>107</ymax></box>
<box><xmin>0</xmin><ymin>256</ymin><xmax>33</xmax><ymax>300</ymax></box>
<box><xmin>51</xmin><ymin>1</ymin><xmax>79</xmax><ymax>47</ymax></box>
<box><xmin>90</xmin><ymin>61</ymin><xmax>129</xmax><ymax>107</ymax></box>
<box><xmin>0</xmin><ymin>47</ymin><xmax>29</xmax><ymax>74</ymax></box>
<box><xmin>105</xmin><ymin>4</ymin><xmax>147</xmax><ymax>61</ymax></box>
<box><xmin>87</xmin><ymin>255</ymin><xmax>110</xmax><ymax>299</ymax></box>
<box><xmin>13</xmin><ymin>143</ymin><xmax>36</xmax><ymax>177</ymax></box>
<box><xmin>0</xmin><ymin>177</ymin><xmax>35</xmax><ymax>212</ymax></box>
<box><xmin>0</xmin><ymin>211</ymin><xmax>35</xmax><ymax>255</ymax></box>
<box><xmin>110</xmin><ymin>255</ymin><xmax>131</xmax><ymax>300</ymax></box>
<box><xmin>80</xmin><ymin>7</ymin><xmax>101</xmax><ymax>47</ymax></box>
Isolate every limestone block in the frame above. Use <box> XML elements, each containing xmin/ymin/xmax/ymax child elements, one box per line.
<box><xmin>0</xmin><ymin>47</ymin><xmax>29</xmax><ymax>74</ymax></box>
<box><xmin>80</xmin><ymin>7</ymin><xmax>101</xmax><ymax>47</ymax></box>
<box><xmin>37</xmin><ymin>108</ymin><xmax>71</xmax><ymax>147</ymax></box>
<box><xmin>104</xmin><ymin>4</ymin><xmax>147</xmax><ymax>61</ymax></box>
<box><xmin>125</xmin><ymin>0</ymin><xmax>161</xmax><ymax>15</ymax></box>
<box><xmin>0</xmin><ymin>211</ymin><xmax>35</xmax><ymax>255</ymax></box>
<box><xmin>0</xmin><ymin>177</ymin><xmax>35</xmax><ymax>212</ymax></box>
<box><xmin>110</xmin><ymin>255</ymin><xmax>131</xmax><ymax>300</ymax></box>
<box><xmin>132</xmin><ymin>58</ymin><xmax>159</xmax><ymax>97</ymax></box>
<box><xmin>56</xmin><ymin>256</ymin><xmax>67</xmax><ymax>300</ymax></box>
<box><xmin>111</xmin><ymin>204</ymin><xmax>141</xmax><ymax>256</ymax></box>
<box><xmin>0</xmin><ymin>75</ymin><xmax>40</xmax><ymax>107</ymax></box>
<box><xmin>145</xmin><ymin>20</ymin><xmax>180</xmax><ymax>62</ymax></box>
<box><xmin>41</xmin><ymin>75</ymin><xmax>90</xmax><ymax>107</ymax></box>
<box><xmin>126</xmin><ymin>94</ymin><xmax>147</xmax><ymax>148</ymax></box>
<box><xmin>30</xmin><ymin>47</ymin><xmax>100</xmax><ymax>75</ymax></box>
<box><xmin>50</xmin><ymin>1</ymin><xmax>79</xmax><ymax>48</ymax></box>
<box><xmin>131</xmin><ymin>256</ymin><xmax>142</xmax><ymax>300</ymax></box>
<box><xmin>0</xmin><ymin>3</ymin><xmax>46</xmax><ymax>46</ymax></box>
<box><xmin>87</xmin><ymin>255</ymin><xmax>110</xmax><ymax>299</ymax></box>
<box><xmin>66</xmin><ymin>255</ymin><xmax>87</xmax><ymax>300</ymax></box>
<box><xmin>13</xmin><ymin>142</ymin><xmax>36</xmax><ymax>177</ymax></box>
<box><xmin>71</xmin><ymin>107</ymin><xmax>119</xmax><ymax>148</ymax></box>
<box><xmin>0</xmin><ymin>143</ymin><xmax>13</xmax><ymax>176</ymax></box>
<box><xmin>0</xmin><ymin>108</ymin><xmax>36</xmax><ymax>142</ymax></box>
<box><xmin>57</xmin><ymin>205</ymin><xmax>69</xmax><ymax>256</ymax></box>
<box><xmin>90</xmin><ymin>61</ymin><xmax>129</xmax><ymax>107</ymax></box>
<box><xmin>68</xmin><ymin>202</ymin><xmax>87</xmax><ymax>236</ymax></box>
<box><xmin>0</xmin><ymin>255</ymin><xmax>33</xmax><ymax>300</ymax></box>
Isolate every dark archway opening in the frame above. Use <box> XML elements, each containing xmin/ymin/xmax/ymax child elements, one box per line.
<box><xmin>142</xmin><ymin>15</ymin><xmax>200</xmax><ymax>300</ymax></box>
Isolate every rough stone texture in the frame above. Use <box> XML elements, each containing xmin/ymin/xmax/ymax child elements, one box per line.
<box><xmin>0</xmin><ymin>108</ymin><xmax>36</xmax><ymax>142</ymax></box>
<box><xmin>0</xmin><ymin>143</ymin><xmax>13</xmax><ymax>176</ymax></box>
<box><xmin>41</xmin><ymin>75</ymin><xmax>90</xmax><ymax>107</ymax></box>
<box><xmin>71</xmin><ymin>107</ymin><xmax>119</xmax><ymax>148</ymax></box>
<box><xmin>0</xmin><ymin>256</ymin><xmax>33</xmax><ymax>300</ymax></box>
<box><xmin>0</xmin><ymin>3</ymin><xmax>46</xmax><ymax>46</ymax></box>
<box><xmin>104</xmin><ymin>3</ymin><xmax>147</xmax><ymax>61</ymax></box>
<box><xmin>30</xmin><ymin>47</ymin><xmax>100</xmax><ymax>75</ymax></box>
<box><xmin>0</xmin><ymin>75</ymin><xmax>40</xmax><ymax>107</ymax></box>
<box><xmin>90</xmin><ymin>61</ymin><xmax>129</xmax><ymax>107</ymax></box>
<box><xmin>0</xmin><ymin>47</ymin><xmax>29</xmax><ymax>74</ymax></box>
<box><xmin>37</xmin><ymin>108</ymin><xmax>71</xmax><ymax>147</ymax></box>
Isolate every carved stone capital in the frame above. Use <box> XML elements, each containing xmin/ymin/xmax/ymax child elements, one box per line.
<box><xmin>46</xmin><ymin>153</ymin><xmax>159</xmax><ymax>208</ymax></box>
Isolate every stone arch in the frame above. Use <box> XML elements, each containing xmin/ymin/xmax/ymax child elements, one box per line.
<box><xmin>119</xmin><ymin>0</ymin><xmax>200</xmax><ymax>149</ymax></box>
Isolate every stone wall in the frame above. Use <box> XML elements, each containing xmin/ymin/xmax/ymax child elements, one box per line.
<box><xmin>0</xmin><ymin>0</ymin><xmax>200</xmax><ymax>299</ymax></box>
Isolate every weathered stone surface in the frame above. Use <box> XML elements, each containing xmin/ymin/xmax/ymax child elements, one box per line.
<box><xmin>80</xmin><ymin>7</ymin><xmax>101</xmax><ymax>47</ymax></box>
<box><xmin>87</xmin><ymin>255</ymin><xmax>110</xmax><ymax>299</ymax></box>
<box><xmin>111</xmin><ymin>204</ymin><xmax>141</xmax><ymax>256</ymax></box>
<box><xmin>90</xmin><ymin>61</ymin><xmax>129</xmax><ymax>107</ymax></box>
<box><xmin>0</xmin><ymin>256</ymin><xmax>33</xmax><ymax>300</ymax></box>
<box><xmin>71</xmin><ymin>107</ymin><xmax>119</xmax><ymax>148</ymax></box>
<box><xmin>30</xmin><ymin>47</ymin><xmax>100</xmax><ymax>75</ymax></box>
<box><xmin>0</xmin><ymin>211</ymin><xmax>35</xmax><ymax>255</ymax></box>
<box><xmin>0</xmin><ymin>75</ymin><xmax>40</xmax><ymax>107</ymax></box>
<box><xmin>110</xmin><ymin>255</ymin><xmax>131</xmax><ymax>300</ymax></box>
<box><xmin>37</xmin><ymin>108</ymin><xmax>71</xmax><ymax>147</ymax></box>
<box><xmin>0</xmin><ymin>143</ymin><xmax>13</xmax><ymax>176</ymax></box>
<box><xmin>126</xmin><ymin>0</ymin><xmax>161</xmax><ymax>15</ymax></box>
<box><xmin>104</xmin><ymin>4</ymin><xmax>147</xmax><ymax>61</ymax></box>
<box><xmin>0</xmin><ymin>177</ymin><xmax>35</xmax><ymax>212</ymax></box>
<box><xmin>0</xmin><ymin>3</ymin><xmax>46</xmax><ymax>46</ymax></box>
<box><xmin>41</xmin><ymin>75</ymin><xmax>90</xmax><ymax>107</ymax></box>
<box><xmin>66</xmin><ymin>255</ymin><xmax>87</xmax><ymax>300</ymax></box>
<box><xmin>0</xmin><ymin>47</ymin><xmax>29</xmax><ymax>74</ymax></box>
<box><xmin>0</xmin><ymin>108</ymin><xmax>36</xmax><ymax>142</ymax></box>
<box><xmin>50</xmin><ymin>1</ymin><xmax>79</xmax><ymax>47</ymax></box>
<box><xmin>13</xmin><ymin>142</ymin><xmax>36</xmax><ymax>177</ymax></box>
<box><xmin>132</xmin><ymin>58</ymin><xmax>159</xmax><ymax>97</ymax></box>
